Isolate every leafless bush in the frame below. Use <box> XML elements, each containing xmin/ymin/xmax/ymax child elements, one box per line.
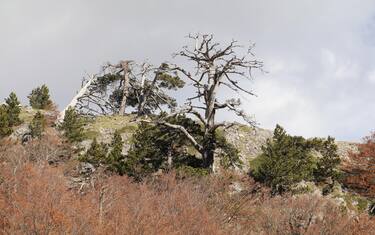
<box><xmin>1</xmin><ymin>146</ymin><xmax>374</xmax><ymax>234</ymax></box>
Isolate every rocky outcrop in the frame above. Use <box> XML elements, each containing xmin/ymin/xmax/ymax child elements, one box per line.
<box><xmin>222</xmin><ymin>124</ymin><xmax>272</xmax><ymax>171</ymax></box>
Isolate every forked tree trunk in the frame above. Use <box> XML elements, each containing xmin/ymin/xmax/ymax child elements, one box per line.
<box><xmin>119</xmin><ymin>61</ymin><xmax>131</xmax><ymax>115</ymax></box>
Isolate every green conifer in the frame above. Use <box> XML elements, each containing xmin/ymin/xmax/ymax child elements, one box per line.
<box><xmin>28</xmin><ymin>85</ymin><xmax>53</xmax><ymax>109</ymax></box>
<box><xmin>107</xmin><ymin>131</ymin><xmax>125</xmax><ymax>174</ymax></box>
<box><xmin>59</xmin><ymin>107</ymin><xmax>85</xmax><ymax>143</ymax></box>
<box><xmin>80</xmin><ymin>138</ymin><xmax>108</xmax><ymax>165</ymax></box>
<box><xmin>313</xmin><ymin>136</ymin><xmax>341</xmax><ymax>181</ymax></box>
<box><xmin>5</xmin><ymin>92</ymin><xmax>22</xmax><ymax>126</ymax></box>
<box><xmin>0</xmin><ymin>105</ymin><xmax>12</xmax><ymax>138</ymax></box>
<box><xmin>253</xmin><ymin>125</ymin><xmax>341</xmax><ymax>194</ymax></box>
<box><xmin>29</xmin><ymin>111</ymin><xmax>46</xmax><ymax>139</ymax></box>
<box><xmin>254</xmin><ymin>125</ymin><xmax>316</xmax><ymax>194</ymax></box>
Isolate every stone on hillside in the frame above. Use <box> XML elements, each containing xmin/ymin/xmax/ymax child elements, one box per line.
<box><xmin>9</xmin><ymin>124</ymin><xmax>30</xmax><ymax>142</ymax></box>
<box><xmin>79</xmin><ymin>162</ymin><xmax>96</xmax><ymax>175</ymax></box>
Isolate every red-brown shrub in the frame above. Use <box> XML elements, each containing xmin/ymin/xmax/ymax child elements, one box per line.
<box><xmin>1</xmin><ymin>140</ymin><xmax>375</xmax><ymax>234</ymax></box>
<box><xmin>342</xmin><ymin>132</ymin><xmax>375</xmax><ymax>197</ymax></box>
<box><xmin>0</xmin><ymin>163</ymin><xmax>223</xmax><ymax>234</ymax></box>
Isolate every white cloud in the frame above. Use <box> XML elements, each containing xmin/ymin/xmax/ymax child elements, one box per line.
<box><xmin>367</xmin><ymin>70</ymin><xmax>375</xmax><ymax>84</ymax></box>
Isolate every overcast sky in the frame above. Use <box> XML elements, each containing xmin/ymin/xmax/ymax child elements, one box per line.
<box><xmin>1</xmin><ymin>0</ymin><xmax>375</xmax><ymax>141</ymax></box>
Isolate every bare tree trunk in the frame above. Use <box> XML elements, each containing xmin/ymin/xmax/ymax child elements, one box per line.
<box><xmin>202</xmin><ymin>63</ymin><xmax>218</xmax><ymax>170</ymax></box>
<box><xmin>204</xmin><ymin>63</ymin><xmax>217</xmax><ymax>127</ymax></box>
<box><xmin>119</xmin><ymin>61</ymin><xmax>130</xmax><ymax>115</ymax></box>
<box><xmin>137</xmin><ymin>70</ymin><xmax>160</xmax><ymax>116</ymax></box>
<box><xmin>160</xmin><ymin>34</ymin><xmax>263</xmax><ymax>170</ymax></box>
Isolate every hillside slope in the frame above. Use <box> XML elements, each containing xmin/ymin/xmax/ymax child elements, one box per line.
<box><xmin>77</xmin><ymin>114</ymin><xmax>358</xmax><ymax>172</ymax></box>
<box><xmin>12</xmin><ymin>108</ymin><xmax>358</xmax><ymax>172</ymax></box>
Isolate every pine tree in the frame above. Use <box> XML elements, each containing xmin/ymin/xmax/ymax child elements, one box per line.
<box><xmin>126</xmin><ymin>115</ymin><xmax>241</xmax><ymax>179</ymax></box>
<box><xmin>254</xmin><ymin>125</ymin><xmax>316</xmax><ymax>194</ymax></box>
<box><xmin>29</xmin><ymin>111</ymin><xmax>46</xmax><ymax>139</ymax></box>
<box><xmin>253</xmin><ymin>125</ymin><xmax>340</xmax><ymax>194</ymax></box>
<box><xmin>313</xmin><ymin>136</ymin><xmax>341</xmax><ymax>181</ymax></box>
<box><xmin>5</xmin><ymin>92</ymin><xmax>22</xmax><ymax>126</ymax></box>
<box><xmin>106</xmin><ymin>131</ymin><xmax>125</xmax><ymax>174</ymax></box>
<box><xmin>0</xmin><ymin>105</ymin><xmax>12</xmax><ymax>138</ymax></box>
<box><xmin>28</xmin><ymin>85</ymin><xmax>53</xmax><ymax>109</ymax></box>
<box><xmin>79</xmin><ymin>138</ymin><xmax>108</xmax><ymax>165</ymax></box>
<box><xmin>126</xmin><ymin>116</ymin><xmax>203</xmax><ymax>179</ymax></box>
<box><xmin>59</xmin><ymin>107</ymin><xmax>85</xmax><ymax>143</ymax></box>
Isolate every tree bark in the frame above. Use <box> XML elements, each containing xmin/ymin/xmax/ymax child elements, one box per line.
<box><xmin>202</xmin><ymin>63</ymin><xmax>218</xmax><ymax>170</ymax></box>
<box><xmin>119</xmin><ymin>61</ymin><xmax>131</xmax><ymax>115</ymax></box>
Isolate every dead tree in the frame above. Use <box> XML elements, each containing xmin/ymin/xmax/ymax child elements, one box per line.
<box><xmin>57</xmin><ymin>74</ymin><xmax>97</xmax><ymax>122</ymax></box>
<box><xmin>59</xmin><ymin>65</ymin><xmax>127</xmax><ymax>119</ymax></box>
<box><xmin>118</xmin><ymin>61</ymin><xmax>131</xmax><ymax>115</ymax></box>
<box><xmin>59</xmin><ymin>60</ymin><xmax>183</xmax><ymax>119</ymax></box>
<box><xmin>155</xmin><ymin>34</ymin><xmax>264</xmax><ymax>170</ymax></box>
<box><xmin>73</xmin><ymin>74</ymin><xmax>117</xmax><ymax>116</ymax></box>
<box><xmin>68</xmin><ymin>60</ymin><xmax>132</xmax><ymax>117</ymax></box>
<box><xmin>133</xmin><ymin>62</ymin><xmax>184</xmax><ymax>116</ymax></box>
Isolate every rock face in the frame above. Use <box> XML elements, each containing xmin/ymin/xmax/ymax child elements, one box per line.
<box><xmin>9</xmin><ymin>124</ymin><xmax>30</xmax><ymax>142</ymax></box>
<box><xmin>222</xmin><ymin>125</ymin><xmax>272</xmax><ymax>172</ymax></box>
<box><xmin>10</xmin><ymin>106</ymin><xmax>60</xmax><ymax>143</ymax></box>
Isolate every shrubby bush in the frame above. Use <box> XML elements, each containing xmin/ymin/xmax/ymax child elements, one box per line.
<box><xmin>252</xmin><ymin>124</ymin><xmax>341</xmax><ymax>194</ymax></box>
<box><xmin>1</xmin><ymin>159</ymin><xmax>374</xmax><ymax>234</ymax></box>
<box><xmin>28</xmin><ymin>85</ymin><xmax>53</xmax><ymax>109</ymax></box>
<box><xmin>1</xmin><ymin>131</ymin><xmax>374</xmax><ymax>234</ymax></box>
